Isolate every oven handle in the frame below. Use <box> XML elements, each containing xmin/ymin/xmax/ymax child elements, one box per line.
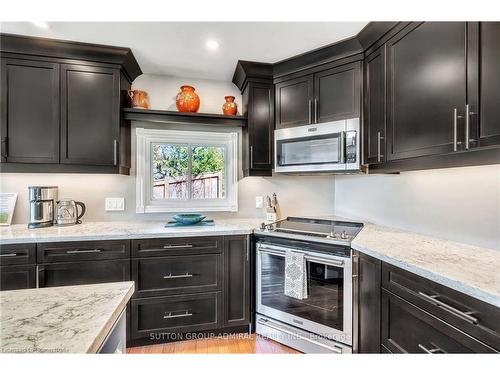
<box><xmin>257</xmin><ymin>318</ymin><xmax>344</xmax><ymax>354</ymax></box>
<box><xmin>257</xmin><ymin>244</ymin><xmax>346</xmax><ymax>268</ymax></box>
<box><xmin>340</xmin><ymin>131</ymin><xmax>346</xmax><ymax>163</ymax></box>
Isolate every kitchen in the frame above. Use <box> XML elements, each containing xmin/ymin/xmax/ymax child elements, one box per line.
<box><xmin>0</xmin><ymin>1</ymin><xmax>499</xmax><ymax>374</ymax></box>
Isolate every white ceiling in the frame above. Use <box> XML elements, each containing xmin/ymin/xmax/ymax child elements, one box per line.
<box><xmin>0</xmin><ymin>22</ymin><xmax>367</xmax><ymax>81</ymax></box>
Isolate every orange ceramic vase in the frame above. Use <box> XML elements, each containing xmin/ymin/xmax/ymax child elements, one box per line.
<box><xmin>175</xmin><ymin>85</ymin><xmax>200</xmax><ymax>113</ymax></box>
<box><xmin>128</xmin><ymin>90</ymin><xmax>150</xmax><ymax>109</ymax></box>
<box><xmin>222</xmin><ymin>96</ymin><xmax>237</xmax><ymax>115</ymax></box>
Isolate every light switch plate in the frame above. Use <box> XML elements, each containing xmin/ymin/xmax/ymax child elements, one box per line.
<box><xmin>105</xmin><ymin>197</ymin><xmax>125</xmax><ymax>211</ymax></box>
<box><xmin>255</xmin><ymin>196</ymin><xmax>263</xmax><ymax>209</ymax></box>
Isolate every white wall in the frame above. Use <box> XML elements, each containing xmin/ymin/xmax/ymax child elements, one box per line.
<box><xmin>334</xmin><ymin>164</ymin><xmax>500</xmax><ymax>251</ymax></box>
<box><xmin>132</xmin><ymin>74</ymin><xmax>242</xmax><ymax>114</ymax></box>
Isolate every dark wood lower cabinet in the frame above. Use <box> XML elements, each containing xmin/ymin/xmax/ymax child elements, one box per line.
<box><xmin>0</xmin><ymin>265</ymin><xmax>36</xmax><ymax>291</ymax></box>
<box><xmin>223</xmin><ymin>236</ymin><xmax>250</xmax><ymax>327</ymax></box>
<box><xmin>382</xmin><ymin>290</ymin><xmax>496</xmax><ymax>353</ymax></box>
<box><xmin>37</xmin><ymin>259</ymin><xmax>130</xmax><ymax>288</ymax></box>
<box><xmin>356</xmin><ymin>252</ymin><xmax>382</xmax><ymax>353</ymax></box>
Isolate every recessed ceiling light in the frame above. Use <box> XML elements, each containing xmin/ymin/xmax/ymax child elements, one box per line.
<box><xmin>205</xmin><ymin>40</ymin><xmax>220</xmax><ymax>51</ymax></box>
<box><xmin>32</xmin><ymin>21</ymin><xmax>50</xmax><ymax>29</ymax></box>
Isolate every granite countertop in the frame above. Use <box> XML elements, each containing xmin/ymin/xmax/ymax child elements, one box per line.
<box><xmin>0</xmin><ymin>281</ymin><xmax>134</xmax><ymax>353</ymax></box>
<box><xmin>352</xmin><ymin>223</ymin><xmax>500</xmax><ymax>308</ymax></box>
<box><xmin>0</xmin><ymin>219</ymin><xmax>262</xmax><ymax>244</ymax></box>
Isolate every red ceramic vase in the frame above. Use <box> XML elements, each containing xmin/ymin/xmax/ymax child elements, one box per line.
<box><xmin>175</xmin><ymin>85</ymin><xmax>200</xmax><ymax>113</ymax></box>
<box><xmin>222</xmin><ymin>96</ymin><xmax>238</xmax><ymax>115</ymax></box>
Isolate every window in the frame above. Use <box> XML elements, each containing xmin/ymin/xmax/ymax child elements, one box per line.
<box><xmin>136</xmin><ymin>128</ymin><xmax>238</xmax><ymax>213</ymax></box>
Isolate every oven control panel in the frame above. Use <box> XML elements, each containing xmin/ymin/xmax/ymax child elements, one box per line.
<box><xmin>345</xmin><ymin>130</ymin><xmax>357</xmax><ymax>164</ymax></box>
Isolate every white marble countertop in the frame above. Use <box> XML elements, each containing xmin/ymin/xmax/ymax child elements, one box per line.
<box><xmin>0</xmin><ymin>219</ymin><xmax>262</xmax><ymax>244</ymax></box>
<box><xmin>352</xmin><ymin>224</ymin><xmax>500</xmax><ymax>308</ymax></box>
<box><xmin>0</xmin><ymin>281</ymin><xmax>134</xmax><ymax>353</ymax></box>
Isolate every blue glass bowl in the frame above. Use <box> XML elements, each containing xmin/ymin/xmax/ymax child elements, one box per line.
<box><xmin>172</xmin><ymin>213</ymin><xmax>206</xmax><ymax>225</ymax></box>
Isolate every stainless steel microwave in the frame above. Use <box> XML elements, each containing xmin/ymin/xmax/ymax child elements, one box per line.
<box><xmin>274</xmin><ymin>118</ymin><xmax>360</xmax><ymax>173</ymax></box>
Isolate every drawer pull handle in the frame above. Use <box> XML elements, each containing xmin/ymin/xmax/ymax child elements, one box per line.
<box><xmin>66</xmin><ymin>249</ymin><xmax>102</xmax><ymax>254</ymax></box>
<box><xmin>0</xmin><ymin>253</ymin><xmax>17</xmax><ymax>257</ymax></box>
<box><xmin>418</xmin><ymin>292</ymin><xmax>478</xmax><ymax>325</ymax></box>
<box><xmin>162</xmin><ymin>244</ymin><xmax>193</xmax><ymax>249</ymax></box>
<box><xmin>418</xmin><ymin>343</ymin><xmax>446</xmax><ymax>354</ymax></box>
<box><xmin>163</xmin><ymin>311</ymin><xmax>192</xmax><ymax>319</ymax></box>
<box><xmin>163</xmin><ymin>273</ymin><xmax>193</xmax><ymax>279</ymax></box>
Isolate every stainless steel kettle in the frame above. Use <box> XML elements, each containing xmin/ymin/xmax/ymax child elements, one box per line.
<box><xmin>56</xmin><ymin>199</ymin><xmax>86</xmax><ymax>226</ymax></box>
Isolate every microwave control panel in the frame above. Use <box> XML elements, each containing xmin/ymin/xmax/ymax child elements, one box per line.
<box><xmin>345</xmin><ymin>131</ymin><xmax>357</xmax><ymax>163</ymax></box>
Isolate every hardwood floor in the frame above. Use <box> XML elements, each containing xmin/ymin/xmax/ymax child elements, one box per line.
<box><xmin>126</xmin><ymin>334</ymin><xmax>300</xmax><ymax>354</ymax></box>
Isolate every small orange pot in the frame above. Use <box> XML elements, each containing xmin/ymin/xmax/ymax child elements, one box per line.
<box><xmin>175</xmin><ymin>85</ymin><xmax>200</xmax><ymax>113</ymax></box>
<box><xmin>128</xmin><ymin>90</ymin><xmax>150</xmax><ymax>109</ymax></box>
<box><xmin>222</xmin><ymin>96</ymin><xmax>237</xmax><ymax>116</ymax></box>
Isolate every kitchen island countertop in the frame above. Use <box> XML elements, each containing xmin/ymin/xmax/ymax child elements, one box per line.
<box><xmin>0</xmin><ymin>281</ymin><xmax>134</xmax><ymax>353</ymax></box>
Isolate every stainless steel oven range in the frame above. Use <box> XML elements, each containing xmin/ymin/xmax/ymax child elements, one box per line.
<box><xmin>254</xmin><ymin>217</ymin><xmax>363</xmax><ymax>354</ymax></box>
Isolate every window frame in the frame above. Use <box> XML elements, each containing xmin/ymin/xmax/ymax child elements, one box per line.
<box><xmin>136</xmin><ymin>128</ymin><xmax>238</xmax><ymax>213</ymax></box>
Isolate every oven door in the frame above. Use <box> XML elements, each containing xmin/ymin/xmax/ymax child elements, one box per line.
<box><xmin>275</xmin><ymin>121</ymin><xmax>347</xmax><ymax>173</ymax></box>
<box><xmin>256</xmin><ymin>242</ymin><xmax>352</xmax><ymax>346</ymax></box>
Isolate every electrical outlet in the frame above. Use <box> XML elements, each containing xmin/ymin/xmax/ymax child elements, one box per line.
<box><xmin>255</xmin><ymin>196</ymin><xmax>263</xmax><ymax>209</ymax></box>
<box><xmin>105</xmin><ymin>197</ymin><xmax>125</xmax><ymax>211</ymax></box>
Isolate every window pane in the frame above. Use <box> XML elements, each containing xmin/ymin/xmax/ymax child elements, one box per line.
<box><xmin>152</xmin><ymin>144</ymin><xmax>189</xmax><ymax>200</ymax></box>
<box><xmin>191</xmin><ymin>145</ymin><xmax>225</xmax><ymax>199</ymax></box>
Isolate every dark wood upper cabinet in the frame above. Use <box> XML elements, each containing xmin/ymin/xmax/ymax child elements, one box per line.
<box><xmin>467</xmin><ymin>22</ymin><xmax>500</xmax><ymax>149</ymax></box>
<box><xmin>60</xmin><ymin>64</ymin><xmax>120</xmax><ymax>166</ymax></box>
<box><xmin>245</xmin><ymin>82</ymin><xmax>274</xmax><ymax>175</ymax></box>
<box><xmin>1</xmin><ymin>58</ymin><xmax>60</xmax><ymax>164</ymax></box>
<box><xmin>386</xmin><ymin>22</ymin><xmax>467</xmax><ymax>161</ymax></box>
<box><xmin>363</xmin><ymin>46</ymin><xmax>387</xmax><ymax>164</ymax></box>
<box><xmin>314</xmin><ymin>61</ymin><xmax>361</xmax><ymax>123</ymax></box>
<box><xmin>275</xmin><ymin>75</ymin><xmax>314</xmax><ymax>129</ymax></box>
<box><xmin>223</xmin><ymin>236</ymin><xmax>250</xmax><ymax>328</ymax></box>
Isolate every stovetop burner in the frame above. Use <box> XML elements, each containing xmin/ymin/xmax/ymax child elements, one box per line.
<box><xmin>258</xmin><ymin>216</ymin><xmax>363</xmax><ymax>243</ymax></box>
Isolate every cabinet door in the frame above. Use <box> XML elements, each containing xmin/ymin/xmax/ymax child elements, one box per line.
<box><xmin>247</xmin><ymin>82</ymin><xmax>274</xmax><ymax>174</ymax></box>
<box><xmin>387</xmin><ymin>22</ymin><xmax>467</xmax><ymax>161</ymax></box>
<box><xmin>364</xmin><ymin>46</ymin><xmax>387</xmax><ymax>164</ymax></box>
<box><xmin>314</xmin><ymin>62</ymin><xmax>361</xmax><ymax>124</ymax></box>
<box><xmin>0</xmin><ymin>58</ymin><xmax>59</xmax><ymax>163</ymax></box>
<box><xmin>468</xmin><ymin>22</ymin><xmax>500</xmax><ymax>148</ymax></box>
<box><xmin>60</xmin><ymin>64</ymin><xmax>119</xmax><ymax>166</ymax></box>
<box><xmin>275</xmin><ymin>75</ymin><xmax>314</xmax><ymax>129</ymax></box>
<box><xmin>357</xmin><ymin>253</ymin><xmax>382</xmax><ymax>353</ymax></box>
<box><xmin>223</xmin><ymin>236</ymin><xmax>250</xmax><ymax>327</ymax></box>
<box><xmin>0</xmin><ymin>265</ymin><xmax>36</xmax><ymax>291</ymax></box>
<box><xmin>37</xmin><ymin>259</ymin><xmax>130</xmax><ymax>288</ymax></box>
<box><xmin>382</xmin><ymin>290</ymin><xmax>496</xmax><ymax>353</ymax></box>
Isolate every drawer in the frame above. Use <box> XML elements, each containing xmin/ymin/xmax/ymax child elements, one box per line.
<box><xmin>37</xmin><ymin>240</ymin><xmax>130</xmax><ymax>263</ymax></box>
<box><xmin>37</xmin><ymin>259</ymin><xmax>130</xmax><ymax>288</ymax></box>
<box><xmin>382</xmin><ymin>290</ymin><xmax>496</xmax><ymax>353</ymax></box>
<box><xmin>132</xmin><ymin>254</ymin><xmax>222</xmax><ymax>298</ymax></box>
<box><xmin>132</xmin><ymin>236</ymin><xmax>222</xmax><ymax>258</ymax></box>
<box><xmin>0</xmin><ymin>265</ymin><xmax>36</xmax><ymax>291</ymax></box>
<box><xmin>0</xmin><ymin>243</ymin><xmax>35</xmax><ymax>265</ymax></box>
<box><xmin>131</xmin><ymin>292</ymin><xmax>221</xmax><ymax>340</ymax></box>
<box><xmin>382</xmin><ymin>263</ymin><xmax>500</xmax><ymax>350</ymax></box>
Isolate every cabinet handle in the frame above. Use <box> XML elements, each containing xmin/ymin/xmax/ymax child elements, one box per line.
<box><xmin>1</xmin><ymin>137</ymin><xmax>8</xmax><ymax>158</ymax></box>
<box><xmin>162</xmin><ymin>244</ymin><xmax>193</xmax><ymax>249</ymax></box>
<box><xmin>36</xmin><ymin>265</ymin><xmax>45</xmax><ymax>288</ymax></box>
<box><xmin>418</xmin><ymin>343</ymin><xmax>446</xmax><ymax>354</ymax></box>
<box><xmin>0</xmin><ymin>253</ymin><xmax>17</xmax><ymax>257</ymax></box>
<box><xmin>314</xmin><ymin>99</ymin><xmax>318</xmax><ymax>124</ymax></box>
<box><xmin>308</xmin><ymin>100</ymin><xmax>312</xmax><ymax>124</ymax></box>
<box><xmin>163</xmin><ymin>311</ymin><xmax>193</xmax><ymax>319</ymax></box>
<box><xmin>163</xmin><ymin>273</ymin><xmax>193</xmax><ymax>279</ymax></box>
<box><xmin>377</xmin><ymin>131</ymin><xmax>385</xmax><ymax>162</ymax></box>
<box><xmin>465</xmin><ymin>104</ymin><xmax>477</xmax><ymax>149</ymax></box>
<box><xmin>250</xmin><ymin>145</ymin><xmax>254</xmax><ymax>167</ymax></box>
<box><xmin>418</xmin><ymin>292</ymin><xmax>478</xmax><ymax>324</ymax></box>
<box><xmin>113</xmin><ymin>139</ymin><xmax>118</xmax><ymax>166</ymax></box>
<box><xmin>453</xmin><ymin>108</ymin><xmax>463</xmax><ymax>151</ymax></box>
<box><xmin>66</xmin><ymin>249</ymin><xmax>102</xmax><ymax>254</ymax></box>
